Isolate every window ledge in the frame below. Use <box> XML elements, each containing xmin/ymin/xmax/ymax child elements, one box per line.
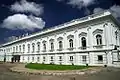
<box><xmin>93</xmin><ymin>45</ymin><xmax>105</xmax><ymax>48</ymax></box>
<box><xmin>67</xmin><ymin>47</ymin><xmax>74</xmax><ymax>50</ymax></box>
<box><xmin>36</xmin><ymin>51</ymin><xmax>40</xmax><ymax>53</ymax></box>
<box><xmin>79</xmin><ymin>47</ymin><xmax>87</xmax><ymax>50</ymax></box>
<box><xmin>42</xmin><ymin>50</ymin><xmax>46</xmax><ymax>52</ymax></box>
<box><xmin>57</xmin><ymin>49</ymin><xmax>63</xmax><ymax>51</ymax></box>
<box><xmin>49</xmin><ymin>49</ymin><xmax>54</xmax><ymax>52</ymax></box>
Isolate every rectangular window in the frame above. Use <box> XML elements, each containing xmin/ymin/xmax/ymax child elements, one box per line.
<box><xmin>23</xmin><ymin>56</ymin><xmax>24</xmax><ymax>61</ymax></box>
<box><xmin>43</xmin><ymin>56</ymin><xmax>45</xmax><ymax>61</ymax></box>
<box><xmin>82</xmin><ymin>55</ymin><xmax>87</xmax><ymax>62</ymax></box>
<box><xmin>50</xmin><ymin>56</ymin><xmax>54</xmax><ymax>61</ymax></box>
<box><xmin>32</xmin><ymin>56</ymin><xmax>34</xmax><ymax>62</ymax></box>
<box><xmin>59</xmin><ymin>56</ymin><xmax>62</xmax><ymax>61</ymax></box>
<box><xmin>69</xmin><ymin>56</ymin><xmax>73</xmax><ymax>61</ymax></box>
<box><xmin>28</xmin><ymin>56</ymin><xmax>29</xmax><ymax>61</ymax></box>
<box><xmin>37</xmin><ymin>57</ymin><xmax>40</xmax><ymax>61</ymax></box>
<box><xmin>98</xmin><ymin>55</ymin><xmax>103</xmax><ymax>61</ymax></box>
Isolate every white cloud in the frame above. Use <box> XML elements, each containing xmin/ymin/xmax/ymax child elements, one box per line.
<box><xmin>10</xmin><ymin>0</ymin><xmax>43</xmax><ymax>16</ymax></box>
<box><xmin>110</xmin><ymin>5</ymin><xmax>120</xmax><ymax>18</ymax></box>
<box><xmin>93</xmin><ymin>5</ymin><xmax>120</xmax><ymax>18</ymax></box>
<box><xmin>56</xmin><ymin>0</ymin><xmax>96</xmax><ymax>15</ymax></box>
<box><xmin>93</xmin><ymin>7</ymin><xmax>104</xmax><ymax>13</ymax></box>
<box><xmin>7</xmin><ymin>36</ymin><xmax>17</xmax><ymax>41</ymax></box>
<box><xmin>67</xmin><ymin>0</ymin><xmax>95</xmax><ymax>9</ymax></box>
<box><xmin>2</xmin><ymin>14</ymin><xmax>45</xmax><ymax>31</ymax></box>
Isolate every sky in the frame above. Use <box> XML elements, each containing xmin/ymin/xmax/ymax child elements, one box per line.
<box><xmin>0</xmin><ymin>0</ymin><xmax>120</xmax><ymax>44</ymax></box>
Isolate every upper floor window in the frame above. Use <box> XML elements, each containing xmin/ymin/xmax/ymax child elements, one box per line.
<box><xmin>59</xmin><ymin>41</ymin><xmax>63</xmax><ymax>50</ymax></box>
<box><xmin>27</xmin><ymin>44</ymin><xmax>30</xmax><ymax>53</ymax></box>
<box><xmin>96</xmin><ymin>35</ymin><xmax>102</xmax><ymax>45</ymax></box>
<box><xmin>19</xmin><ymin>45</ymin><xmax>21</xmax><ymax>52</ymax></box>
<box><xmin>69</xmin><ymin>39</ymin><xmax>73</xmax><ymax>48</ymax></box>
<box><xmin>13</xmin><ymin>47</ymin><xmax>15</xmax><ymax>52</ymax></box>
<box><xmin>37</xmin><ymin>42</ymin><xmax>40</xmax><ymax>52</ymax></box>
<box><xmin>23</xmin><ymin>44</ymin><xmax>25</xmax><ymax>52</ymax></box>
<box><xmin>81</xmin><ymin>37</ymin><xmax>86</xmax><ymax>49</ymax></box>
<box><xmin>43</xmin><ymin>43</ymin><xmax>46</xmax><ymax>51</ymax></box>
<box><xmin>50</xmin><ymin>42</ymin><xmax>54</xmax><ymax>51</ymax></box>
<box><xmin>16</xmin><ymin>46</ymin><xmax>18</xmax><ymax>52</ymax></box>
<box><xmin>32</xmin><ymin>43</ymin><xmax>35</xmax><ymax>52</ymax></box>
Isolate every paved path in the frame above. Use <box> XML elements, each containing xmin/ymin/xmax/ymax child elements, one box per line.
<box><xmin>0</xmin><ymin>63</ymin><xmax>120</xmax><ymax>80</ymax></box>
<box><xmin>10</xmin><ymin>64</ymin><xmax>102</xmax><ymax>76</ymax></box>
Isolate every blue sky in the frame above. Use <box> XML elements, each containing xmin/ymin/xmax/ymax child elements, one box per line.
<box><xmin>0</xmin><ymin>0</ymin><xmax>120</xmax><ymax>44</ymax></box>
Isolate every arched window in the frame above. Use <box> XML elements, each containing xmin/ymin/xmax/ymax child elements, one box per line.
<box><xmin>51</xmin><ymin>42</ymin><xmax>54</xmax><ymax>50</ymax></box>
<box><xmin>81</xmin><ymin>37</ymin><xmax>86</xmax><ymax>49</ymax></box>
<box><xmin>32</xmin><ymin>43</ymin><xmax>35</xmax><ymax>52</ymax></box>
<box><xmin>16</xmin><ymin>46</ymin><xmax>18</xmax><ymax>52</ymax></box>
<box><xmin>13</xmin><ymin>47</ymin><xmax>15</xmax><ymax>52</ymax></box>
<box><xmin>37</xmin><ymin>42</ymin><xmax>40</xmax><ymax>52</ymax></box>
<box><xmin>23</xmin><ymin>44</ymin><xmax>25</xmax><ymax>52</ymax></box>
<box><xmin>27</xmin><ymin>44</ymin><xmax>30</xmax><ymax>53</ymax></box>
<box><xmin>19</xmin><ymin>45</ymin><xmax>21</xmax><ymax>52</ymax></box>
<box><xmin>43</xmin><ymin>43</ymin><xmax>46</xmax><ymax>51</ymax></box>
<box><xmin>59</xmin><ymin>41</ymin><xmax>63</xmax><ymax>49</ymax></box>
<box><xmin>69</xmin><ymin>39</ymin><xmax>73</xmax><ymax>48</ymax></box>
<box><xmin>96</xmin><ymin>35</ymin><xmax>102</xmax><ymax>45</ymax></box>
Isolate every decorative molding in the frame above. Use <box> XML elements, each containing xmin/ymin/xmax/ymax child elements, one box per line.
<box><xmin>93</xmin><ymin>29</ymin><xmax>103</xmax><ymax>35</ymax></box>
<box><xmin>74</xmin><ymin>30</ymin><xmax>78</xmax><ymax>33</ymax></box>
<box><xmin>42</xmin><ymin>40</ymin><xmax>46</xmax><ymax>43</ymax></box>
<box><xmin>67</xmin><ymin>34</ymin><xmax>74</xmax><ymax>39</ymax></box>
<box><xmin>49</xmin><ymin>38</ymin><xmax>54</xmax><ymax>42</ymax></box>
<box><xmin>87</xmin><ymin>27</ymin><xmax>91</xmax><ymax>31</ymax></box>
<box><xmin>79</xmin><ymin>32</ymin><xmax>87</xmax><ymax>37</ymax></box>
<box><xmin>57</xmin><ymin>37</ymin><xmax>63</xmax><ymax>41</ymax></box>
<box><xmin>63</xmin><ymin>32</ymin><xmax>66</xmax><ymax>36</ymax></box>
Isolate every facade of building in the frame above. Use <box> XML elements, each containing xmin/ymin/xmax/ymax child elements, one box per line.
<box><xmin>0</xmin><ymin>11</ymin><xmax>120</xmax><ymax>67</ymax></box>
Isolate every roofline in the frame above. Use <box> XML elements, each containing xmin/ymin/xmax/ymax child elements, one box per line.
<box><xmin>0</xmin><ymin>10</ymin><xmax>113</xmax><ymax>47</ymax></box>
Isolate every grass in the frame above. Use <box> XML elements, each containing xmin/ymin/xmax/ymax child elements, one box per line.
<box><xmin>25</xmin><ymin>63</ymin><xmax>90</xmax><ymax>70</ymax></box>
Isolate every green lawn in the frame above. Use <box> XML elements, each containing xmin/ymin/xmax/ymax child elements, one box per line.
<box><xmin>25</xmin><ymin>63</ymin><xmax>89</xmax><ymax>70</ymax></box>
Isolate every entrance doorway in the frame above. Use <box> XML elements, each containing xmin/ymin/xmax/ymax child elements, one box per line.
<box><xmin>11</xmin><ymin>55</ymin><xmax>20</xmax><ymax>63</ymax></box>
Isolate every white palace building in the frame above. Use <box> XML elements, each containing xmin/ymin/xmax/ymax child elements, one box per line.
<box><xmin>0</xmin><ymin>11</ymin><xmax>120</xmax><ymax>67</ymax></box>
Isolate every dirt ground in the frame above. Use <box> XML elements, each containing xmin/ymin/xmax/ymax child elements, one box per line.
<box><xmin>0</xmin><ymin>63</ymin><xmax>120</xmax><ymax>80</ymax></box>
